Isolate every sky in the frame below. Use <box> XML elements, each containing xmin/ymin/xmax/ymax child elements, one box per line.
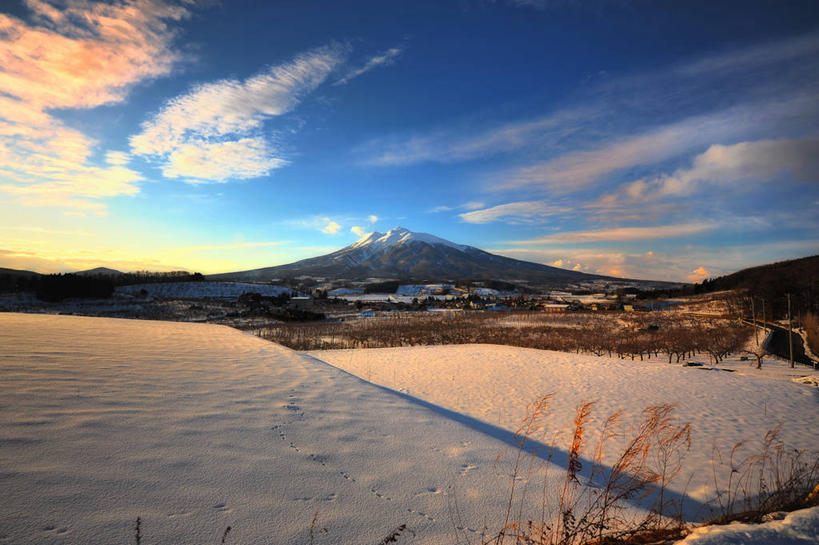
<box><xmin>1</xmin><ymin>0</ymin><xmax>818</xmax><ymax>282</ymax></box>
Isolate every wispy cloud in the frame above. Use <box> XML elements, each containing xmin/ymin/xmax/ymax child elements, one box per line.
<box><xmin>0</xmin><ymin>0</ymin><xmax>191</xmax><ymax>210</ymax></box>
<box><xmin>459</xmin><ymin>201</ymin><xmax>569</xmax><ymax>224</ymax></box>
<box><xmin>430</xmin><ymin>201</ymin><xmax>486</xmax><ymax>213</ymax></box>
<box><xmin>334</xmin><ymin>46</ymin><xmax>403</xmax><ymax>85</ymax></box>
<box><xmin>492</xmin><ymin>94</ymin><xmax>818</xmax><ymax>194</ymax></box>
<box><xmin>350</xmin><ymin>226</ymin><xmax>365</xmax><ymax>236</ymax></box>
<box><xmin>131</xmin><ymin>44</ymin><xmax>347</xmax><ymax>182</ymax></box>
<box><xmin>509</xmin><ymin>223</ymin><xmax>716</xmax><ymax>244</ymax></box>
<box><xmin>596</xmin><ymin>136</ymin><xmax>819</xmax><ymax>206</ymax></box>
<box><xmin>491</xmin><ymin>238</ymin><xmax>819</xmax><ymax>282</ymax></box>
<box><xmin>360</xmin><ymin>108</ymin><xmax>591</xmax><ymax>167</ymax></box>
<box><xmin>358</xmin><ymin>32</ymin><xmax>819</xmax><ymax>204</ymax></box>
<box><xmin>676</xmin><ymin>33</ymin><xmax>819</xmax><ymax>78</ymax></box>
<box><xmin>176</xmin><ymin>241</ymin><xmax>288</xmax><ymax>252</ymax></box>
<box><xmin>105</xmin><ymin>151</ymin><xmax>132</xmax><ymax>166</ymax></box>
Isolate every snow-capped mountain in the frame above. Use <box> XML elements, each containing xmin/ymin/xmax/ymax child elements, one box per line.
<box><xmin>210</xmin><ymin>226</ymin><xmax>612</xmax><ymax>286</ymax></box>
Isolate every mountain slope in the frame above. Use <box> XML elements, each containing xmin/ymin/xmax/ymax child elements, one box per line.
<box><xmin>0</xmin><ymin>267</ymin><xmax>41</xmax><ymax>277</ymax></box>
<box><xmin>210</xmin><ymin>227</ymin><xmax>646</xmax><ymax>286</ymax></box>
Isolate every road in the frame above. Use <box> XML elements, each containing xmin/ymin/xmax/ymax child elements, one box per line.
<box><xmin>746</xmin><ymin>319</ymin><xmax>817</xmax><ymax>367</ymax></box>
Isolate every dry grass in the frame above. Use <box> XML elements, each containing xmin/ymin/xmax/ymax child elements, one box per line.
<box><xmin>709</xmin><ymin>425</ymin><xmax>819</xmax><ymax>524</ymax></box>
<box><xmin>480</xmin><ymin>398</ymin><xmax>818</xmax><ymax>545</ymax></box>
<box><xmin>802</xmin><ymin>312</ymin><xmax>819</xmax><ymax>356</ymax></box>
<box><xmin>484</xmin><ymin>399</ymin><xmax>691</xmax><ymax>545</ymax></box>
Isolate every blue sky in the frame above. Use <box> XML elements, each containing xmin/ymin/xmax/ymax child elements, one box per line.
<box><xmin>1</xmin><ymin>0</ymin><xmax>817</xmax><ymax>281</ymax></box>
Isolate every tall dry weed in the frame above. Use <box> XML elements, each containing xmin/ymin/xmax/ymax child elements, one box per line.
<box><xmin>710</xmin><ymin>425</ymin><xmax>819</xmax><ymax>522</ymax></box>
<box><xmin>486</xmin><ymin>399</ymin><xmax>691</xmax><ymax>545</ymax></box>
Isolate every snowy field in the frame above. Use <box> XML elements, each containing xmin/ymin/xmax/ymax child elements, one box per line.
<box><xmin>0</xmin><ymin>313</ymin><xmax>560</xmax><ymax>545</ymax></box>
<box><xmin>308</xmin><ymin>345</ymin><xmax>819</xmax><ymax>513</ymax></box>
<box><xmin>2</xmin><ymin>313</ymin><xmax>817</xmax><ymax>544</ymax></box>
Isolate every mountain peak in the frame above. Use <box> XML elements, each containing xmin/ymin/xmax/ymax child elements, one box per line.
<box><xmin>350</xmin><ymin>226</ymin><xmax>467</xmax><ymax>253</ymax></box>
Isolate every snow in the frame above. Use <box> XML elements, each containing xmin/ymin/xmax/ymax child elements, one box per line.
<box><xmin>676</xmin><ymin>506</ymin><xmax>819</xmax><ymax>544</ymax></box>
<box><xmin>3</xmin><ymin>313</ymin><xmax>816</xmax><ymax>544</ymax></box>
<box><xmin>117</xmin><ymin>281</ymin><xmax>293</xmax><ymax>300</ymax></box>
<box><xmin>326</xmin><ymin>287</ymin><xmax>364</xmax><ymax>296</ymax></box>
<box><xmin>395</xmin><ymin>284</ymin><xmax>455</xmax><ymax>295</ymax></box>
<box><xmin>0</xmin><ymin>313</ymin><xmax>557</xmax><ymax>544</ymax></box>
<box><xmin>308</xmin><ymin>344</ymin><xmax>819</xmax><ymax>518</ymax></box>
<box><xmin>350</xmin><ymin>226</ymin><xmax>468</xmax><ymax>254</ymax></box>
<box><xmin>332</xmin><ymin>293</ymin><xmax>456</xmax><ymax>303</ymax></box>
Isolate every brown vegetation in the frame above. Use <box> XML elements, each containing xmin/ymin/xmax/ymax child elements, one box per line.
<box><xmin>483</xmin><ymin>399</ymin><xmax>818</xmax><ymax>545</ymax></box>
<box><xmin>710</xmin><ymin>425</ymin><xmax>819</xmax><ymax>524</ymax></box>
<box><xmin>484</xmin><ymin>399</ymin><xmax>692</xmax><ymax>545</ymax></box>
<box><xmin>257</xmin><ymin>311</ymin><xmax>751</xmax><ymax>365</ymax></box>
<box><xmin>802</xmin><ymin>312</ymin><xmax>819</xmax><ymax>357</ymax></box>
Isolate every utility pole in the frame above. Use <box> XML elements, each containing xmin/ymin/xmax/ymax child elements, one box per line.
<box><xmin>788</xmin><ymin>293</ymin><xmax>794</xmax><ymax>368</ymax></box>
<box><xmin>751</xmin><ymin>297</ymin><xmax>758</xmax><ymax>345</ymax></box>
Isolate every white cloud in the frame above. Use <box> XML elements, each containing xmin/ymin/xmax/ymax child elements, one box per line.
<box><xmin>351</xmin><ymin>226</ymin><xmax>365</xmax><ymax>236</ymax></box>
<box><xmin>430</xmin><ymin>201</ymin><xmax>486</xmax><ymax>213</ymax></box>
<box><xmin>0</xmin><ymin>0</ymin><xmax>190</xmax><ymax>210</ymax></box>
<box><xmin>105</xmin><ymin>151</ymin><xmax>132</xmax><ymax>166</ymax></box>
<box><xmin>334</xmin><ymin>46</ymin><xmax>403</xmax><ymax>85</ymax></box>
<box><xmin>321</xmin><ymin>220</ymin><xmax>342</xmax><ymax>234</ymax></box>
<box><xmin>599</xmin><ymin>136</ymin><xmax>819</xmax><ymax>206</ymax></box>
<box><xmin>131</xmin><ymin>44</ymin><xmax>347</xmax><ymax>182</ymax></box>
<box><xmin>491</xmin><ymin>106</ymin><xmax>791</xmax><ymax>194</ymax></box>
<box><xmin>162</xmin><ymin>138</ymin><xmax>287</xmax><ymax>182</ymax></box>
<box><xmin>459</xmin><ymin>201</ymin><xmax>569</xmax><ymax>224</ymax></box>
<box><xmin>368</xmin><ymin>215</ymin><xmax>379</xmax><ymax>223</ymax></box>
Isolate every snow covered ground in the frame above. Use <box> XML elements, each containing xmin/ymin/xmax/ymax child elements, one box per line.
<box><xmin>116</xmin><ymin>281</ymin><xmax>293</xmax><ymax>300</ymax></box>
<box><xmin>308</xmin><ymin>344</ymin><xmax>819</xmax><ymax>517</ymax></box>
<box><xmin>676</xmin><ymin>506</ymin><xmax>819</xmax><ymax>544</ymax></box>
<box><xmin>0</xmin><ymin>313</ymin><xmax>559</xmax><ymax>545</ymax></box>
<box><xmin>2</xmin><ymin>313</ymin><xmax>816</xmax><ymax>544</ymax></box>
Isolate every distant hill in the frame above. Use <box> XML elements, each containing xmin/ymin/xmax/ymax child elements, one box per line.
<box><xmin>210</xmin><ymin>226</ymin><xmax>675</xmax><ymax>289</ymax></box>
<box><xmin>0</xmin><ymin>267</ymin><xmax>41</xmax><ymax>277</ymax></box>
<box><xmin>705</xmin><ymin>255</ymin><xmax>819</xmax><ymax>316</ymax></box>
<box><xmin>74</xmin><ymin>267</ymin><xmax>124</xmax><ymax>276</ymax></box>
<box><xmin>704</xmin><ymin>255</ymin><xmax>819</xmax><ymax>293</ymax></box>
<box><xmin>646</xmin><ymin>254</ymin><xmax>819</xmax><ymax>317</ymax></box>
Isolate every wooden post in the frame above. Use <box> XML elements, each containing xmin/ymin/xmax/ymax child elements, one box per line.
<box><xmin>788</xmin><ymin>293</ymin><xmax>794</xmax><ymax>368</ymax></box>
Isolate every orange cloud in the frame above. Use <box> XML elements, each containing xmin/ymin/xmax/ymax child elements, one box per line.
<box><xmin>687</xmin><ymin>266</ymin><xmax>710</xmax><ymax>283</ymax></box>
<box><xmin>0</xmin><ymin>0</ymin><xmax>190</xmax><ymax>211</ymax></box>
